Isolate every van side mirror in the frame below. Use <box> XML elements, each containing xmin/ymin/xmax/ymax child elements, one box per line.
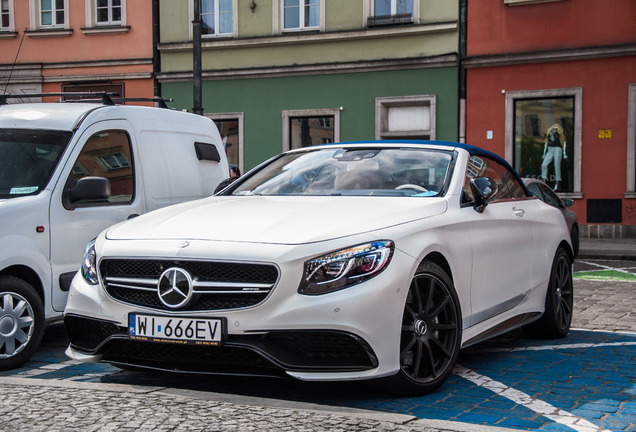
<box><xmin>70</xmin><ymin>176</ymin><xmax>111</xmax><ymax>204</ymax></box>
<box><xmin>562</xmin><ymin>198</ymin><xmax>573</xmax><ymax>208</ymax></box>
<box><xmin>470</xmin><ymin>176</ymin><xmax>498</xmax><ymax>213</ymax></box>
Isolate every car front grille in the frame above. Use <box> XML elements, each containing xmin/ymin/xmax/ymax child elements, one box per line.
<box><xmin>99</xmin><ymin>258</ymin><xmax>279</xmax><ymax>311</ymax></box>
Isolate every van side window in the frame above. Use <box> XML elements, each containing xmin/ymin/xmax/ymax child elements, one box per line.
<box><xmin>70</xmin><ymin>130</ymin><xmax>134</xmax><ymax>206</ymax></box>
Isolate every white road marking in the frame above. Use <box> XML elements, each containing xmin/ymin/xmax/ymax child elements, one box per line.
<box><xmin>454</xmin><ymin>365</ymin><xmax>612</xmax><ymax>432</ymax></box>
<box><xmin>577</xmin><ymin>260</ymin><xmax>636</xmax><ymax>275</ymax></box>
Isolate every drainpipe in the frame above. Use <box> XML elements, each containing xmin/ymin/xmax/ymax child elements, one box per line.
<box><xmin>459</xmin><ymin>0</ymin><xmax>467</xmax><ymax>143</ymax></box>
<box><xmin>193</xmin><ymin>0</ymin><xmax>203</xmax><ymax>115</ymax></box>
<box><xmin>152</xmin><ymin>0</ymin><xmax>161</xmax><ymax>99</ymax></box>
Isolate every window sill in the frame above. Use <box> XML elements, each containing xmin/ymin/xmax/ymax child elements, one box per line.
<box><xmin>0</xmin><ymin>31</ymin><xmax>18</xmax><ymax>39</ymax></box>
<box><xmin>81</xmin><ymin>26</ymin><xmax>130</xmax><ymax>35</ymax></box>
<box><xmin>624</xmin><ymin>192</ymin><xmax>636</xmax><ymax>199</ymax></box>
<box><xmin>26</xmin><ymin>28</ymin><xmax>73</xmax><ymax>38</ymax></box>
<box><xmin>367</xmin><ymin>14</ymin><xmax>413</xmax><ymax>28</ymax></box>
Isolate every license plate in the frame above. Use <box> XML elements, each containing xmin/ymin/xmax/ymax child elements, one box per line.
<box><xmin>128</xmin><ymin>314</ymin><xmax>224</xmax><ymax>346</ymax></box>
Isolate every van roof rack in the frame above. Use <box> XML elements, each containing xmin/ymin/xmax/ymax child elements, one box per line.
<box><xmin>0</xmin><ymin>92</ymin><xmax>173</xmax><ymax>108</ymax></box>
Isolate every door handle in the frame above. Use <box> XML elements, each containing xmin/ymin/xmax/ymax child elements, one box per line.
<box><xmin>513</xmin><ymin>207</ymin><xmax>525</xmax><ymax>218</ymax></box>
<box><xmin>128</xmin><ymin>214</ymin><xmax>140</xmax><ymax>219</ymax></box>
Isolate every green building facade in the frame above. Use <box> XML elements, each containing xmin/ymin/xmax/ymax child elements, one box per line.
<box><xmin>158</xmin><ymin>0</ymin><xmax>459</xmax><ymax>173</ymax></box>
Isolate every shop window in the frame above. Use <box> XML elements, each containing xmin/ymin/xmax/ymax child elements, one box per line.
<box><xmin>207</xmin><ymin>113</ymin><xmax>243</xmax><ymax>176</ymax></box>
<box><xmin>202</xmin><ymin>0</ymin><xmax>233</xmax><ymax>36</ymax></box>
<box><xmin>70</xmin><ymin>130</ymin><xmax>134</xmax><ymax>205</ymax></box>
<box><xmin>368</xmin><ymin>0</ymin><xmax>413</xmax><ymax>27</ymax></box>
<box><xmin>627</xmin><ymin>83</ymin><xmax>636</xmax><ymax>198</ymax></box>
<box><xmin>1</xmin><ymin>0</ymin><xmax>13</xmax><ymax>31</ymax></box>
<box><xmin>375</xmin><ymin>95</ymin><xmax>436</xmax><ymax>140</ymax></box>
<box><xmin>505</xmin><ymin>88</ymin><xmax>582</xmax><ymax>198</ymax></box>
<box><xmin>282</xmin><ymin>0</ymin><xmax>320</xmax><ymax>31</ymax></box>
<box><xmin>282</xmin><ymin>109</ymin><xmax>340</xmax><ymax>151</ymax></box>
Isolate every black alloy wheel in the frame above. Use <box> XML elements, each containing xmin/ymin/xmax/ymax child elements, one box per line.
<box><xmin>383</xmin><ymin>261</ymin><xmax>461</xmax><ymax>395</ymax></box>
<box><xmin>524</xmin><ymin>247</ymin><xmax>573</xmax><ymax>339</ymax></box>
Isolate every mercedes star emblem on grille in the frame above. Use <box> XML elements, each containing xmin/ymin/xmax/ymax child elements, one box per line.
<box><xmin>157</xmin><ymin>267</ymin><xmax>193</xmax><ymax>309</ymax></box>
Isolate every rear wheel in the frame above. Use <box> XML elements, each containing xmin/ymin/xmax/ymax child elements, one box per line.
<box><xmin>0</xmin><ymin>276</ymin><xmax>45</xmax><ymax>370</ymax></box>
<box><xmin>524</xmin><ymin>247</ymin><xmax>573</xmax><ymax>339</ymax></box>
<box><xmin>382</xmin><ymin>261</ymin><xmax>461</xmax><ymax>396</ymax></box>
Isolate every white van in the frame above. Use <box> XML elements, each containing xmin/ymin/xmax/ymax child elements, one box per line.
<box><xmin>0</xmin><ymin>101</ymin><xmax>229</xmax><ymax>369</ymax></box>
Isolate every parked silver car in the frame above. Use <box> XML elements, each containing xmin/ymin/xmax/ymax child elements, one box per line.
<box><xmin>523</xmin><ymin>178</ymin><xmax>579</xmax><ymax>257</ymax></box>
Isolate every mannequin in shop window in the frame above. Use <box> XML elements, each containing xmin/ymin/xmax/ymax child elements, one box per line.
<box><xmin>541</xmin><ymin>122</ymin><xmax>567</xmax><ymax>191</ymax></box>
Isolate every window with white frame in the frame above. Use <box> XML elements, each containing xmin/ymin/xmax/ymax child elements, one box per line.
<box><xmin>283</xmin><ymin>108</ymin><xmax>340</xmax><ymax>151</ymax></box>
<box><xmin>29</xmin><ymin>0</ymin><xmax>69</xmax><ymax>29</ymax></box>
<box><xmin>206</xmin><ymin>112</ymin><xmax>244</xmax><ymax>175</ymax></box>
<box><xmin>96</xmin><ymin>0</ymin><xmax>121</xmax><ymax>25</ymax></box>
<box><xmin>40</xmin><ymin>0</ymin><xmax>65</xmax><ymax>26</ymax></box>
<box><xmin>1</xmin><ymin>0</ymin><xmax>12</xmax><ymax>31</ymax></box>
<box><xmin>369</xmin><ymin>0</ymin><xmax>413</xmax><ymax>26</ymax></box>
<box><xmin>283</xmin><ymin>0</ymin><xmax>319</xmax><ymax>31</ymax></box>
<box><xmin>201</xmin><ymin>0</ymin><xmax>233</xmax><ymax>36</ymax></box>
<box><xmin>375</xmin><ymin>95</ymin><xmax>436</xmax><ymax>140</ymax></box>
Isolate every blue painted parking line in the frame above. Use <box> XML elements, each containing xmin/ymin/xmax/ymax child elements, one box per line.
<box><xmin>2</xmin><ymin>328</ymin><xmax>634</xmax><ymax>431</ymax></box>
<box><xmin>349</xmin><ymin>330</ymin><xmax>636</xmax><ymax>431</ymax></box>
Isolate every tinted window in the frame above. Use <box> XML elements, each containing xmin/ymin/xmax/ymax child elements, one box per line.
<box><xmin>0</xmin><ymin>129</ymin><xmax>71</xmax><ymax>198</ymax></box>
<box><xmin>70</xmin><ymin>130</ymin><xmax>134</xmax><ymax>206</ymax></box>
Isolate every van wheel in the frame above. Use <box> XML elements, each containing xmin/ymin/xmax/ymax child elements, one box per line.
<box><xmin>381</xmin><ymin>261</ymin><xmax>462</xmax><ymax>396</ymax></box>
<box><xmin>0</xmin><ymin>276</ymin><xmax>45</xmax><ymax>370</ymax></box>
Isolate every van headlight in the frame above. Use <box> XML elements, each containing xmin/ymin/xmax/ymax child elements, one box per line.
<box><xmin>299</xmin><ymin>240</ymin><xmax>394</xmax><ymax>295</ymax></box>
<box><xmin>81</xmin><ymin>239</ymin><xmax>99</xmax><ymax>285</ymax></box>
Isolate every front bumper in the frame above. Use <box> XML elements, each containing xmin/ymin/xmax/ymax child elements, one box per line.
<box><xmin>65</xmin><ymin>314</ymin><xmax>378</xmax><ymax>377</ymax></box>
<box><xmin>64</xmin><ymin>240</ymin><xmax>417</xmax><ymax>380</ymax></box>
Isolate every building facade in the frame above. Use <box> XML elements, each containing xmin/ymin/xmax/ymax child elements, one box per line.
<box><xmin>157</xmin><ymin>0</ymin><xmax>461</xmax><ymax>173</ymax></box>
<box><xmin>463</xmin><ymin>0</ymin><xmax>636</xmax><ymax>237</ymax></box>
<box><xmin>0</xmin><ymin>0</ymin><xmax>154</xmax><ymax>103</ymax></box>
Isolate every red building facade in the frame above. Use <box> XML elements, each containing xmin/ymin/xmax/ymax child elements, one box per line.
<box><xmin>464</xmin><ymin>0</ymin><xmax>636</xmax><ymax>238</ymax></box>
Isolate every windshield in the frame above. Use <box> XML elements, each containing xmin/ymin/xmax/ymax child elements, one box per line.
<box><xmin>0</xmin><ymin>129</ymin><xmax>72</xmax><ymax>199</ymax></box>
<box><xmin>231</xmin><ymin>147</ymin><xmax>453</xmax><ymax>197</ymax></box>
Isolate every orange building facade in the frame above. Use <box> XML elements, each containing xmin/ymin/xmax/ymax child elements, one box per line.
<box><xmin>0</xmin><ymin>0</ymin><xmax>154</xmax><ymax>103</ymax></box>
<box><xmin>464</xmin><ymin>0</ymin><xmax>636</xmax><ymax>237</ymax></box>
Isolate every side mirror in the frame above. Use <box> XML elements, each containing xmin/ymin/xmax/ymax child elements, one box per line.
<box><xmin>562</xmin><ymin>198</ymin><xmax>573</xmax><ymax>208</ymax></box>
<box><xmin>470</xmin><ymin>177</ymin><xmax>498</xmax><ymax>213</ymax></box>
<box><xmin>70</xmin><ymin>176</ymin><xmax>111</xmax><ymax>204</ymax></box>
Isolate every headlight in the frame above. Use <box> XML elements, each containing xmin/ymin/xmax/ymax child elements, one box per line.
<box><xmin>299</xmin><ymin>240</ymin><xmax>394</xmax><ymax>295</ymax></box>
<box><xmin>81</xmin><ymin>239</ymin><xmax>98</xmax><ymax>285</ymax></box>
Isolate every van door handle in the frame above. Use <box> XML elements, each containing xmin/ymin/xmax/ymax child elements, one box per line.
<box><xmin>128</xmin><ymin>214</ymin><xmax>140</xmax><ymax>219</ymax></box>
<box><xmin>513</xmin><ymin>207</ymin><xmax>525</xmax><ymax>218</ymax></box>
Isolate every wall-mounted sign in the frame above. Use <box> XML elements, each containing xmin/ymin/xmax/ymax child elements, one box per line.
<box><xmin>598</xmin><ymin>129</ymin><xmax>612</xmax><ymax>139</ymax></box>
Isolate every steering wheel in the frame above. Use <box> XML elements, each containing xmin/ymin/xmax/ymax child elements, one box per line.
<box><xmin>395</xmin><ymin>184</ymin><xmax>428</xmax><ymax>192</ymax></box>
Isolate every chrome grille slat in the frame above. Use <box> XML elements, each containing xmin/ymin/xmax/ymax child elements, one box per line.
<box><xmin>99</xmin><ymin>258</ymin><xmax>279</xmax><ymax>312</ymax></box>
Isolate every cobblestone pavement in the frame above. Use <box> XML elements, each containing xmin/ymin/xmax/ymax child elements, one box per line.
<box><xmin>1</xmin><ymin>261</ymin><xmax>635</xmax><ymax>432</ymax></box>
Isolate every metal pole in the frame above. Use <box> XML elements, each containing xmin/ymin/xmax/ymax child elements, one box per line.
<box><xmin>192</xmin><ymin>0</ymin><xmax>203</xmax><ymax>115</ymax></box>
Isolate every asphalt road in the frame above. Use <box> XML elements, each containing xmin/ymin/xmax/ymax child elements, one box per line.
<box><xmin>1</xmin><ymin>258</ymin><xmax>635</xmax><ymax>432</ymax></box>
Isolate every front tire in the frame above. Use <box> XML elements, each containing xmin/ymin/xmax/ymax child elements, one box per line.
<box><xmin>0</xmin><ymin>276</ymin><xmax>45</xmax><ymax>370</ymax></box>
<box><xmin>524</xmin><ymin>247</ymin><xmax>573</xmax><ymax>339</ymax></box>
<box><xmin>382</xmin><ymin>261</ymin><xmax>462</xmax><ymax>395</ymax></box>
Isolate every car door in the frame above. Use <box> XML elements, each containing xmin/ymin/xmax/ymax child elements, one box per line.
<box><xmin>462</xmin><ymin>155</ymin><xmax>537</xmax><ymax>327</ymax></box>
<box><xmin>49</xmin><ymin>120</ymin><xmax>144</xmax><ymax>311</ymax></box>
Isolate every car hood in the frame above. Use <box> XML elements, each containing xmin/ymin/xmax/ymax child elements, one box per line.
<box><xmin>106</xmin><ymin>196</ymin><xmax>448</xmax><ymax>245</ymax></box>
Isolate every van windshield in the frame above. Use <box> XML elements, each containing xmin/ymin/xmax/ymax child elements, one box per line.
<box><xmin>0</xmin><ymin>129</ymin><xmax>72</xmax><ymax>199</ymax></box>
